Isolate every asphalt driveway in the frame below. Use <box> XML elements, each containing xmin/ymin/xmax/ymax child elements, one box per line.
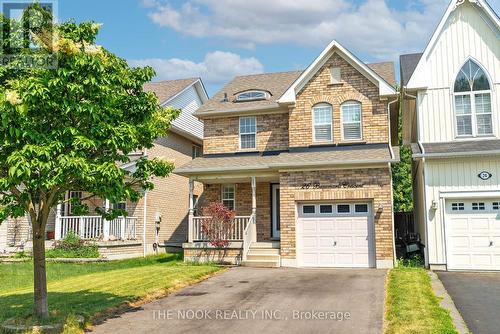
<box><xmin>92</xmin><ymin>267</ymin><xmax>387</xmax><ymax>334</ymax></box>
<box><xmin>438</xmin><ymin>272</ymin><xmax>500</xmax><ymax>334</ymax></box>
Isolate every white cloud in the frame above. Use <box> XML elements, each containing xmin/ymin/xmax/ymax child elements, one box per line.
<box><xmin>145</xmin><ymin>0</ymin><xmax>491</xmax><ymax>59</ymax></box>
<box><xmin>128</xmin><ymin>51</ymin><xmax>264</xmax><ymax>85</ymax></box>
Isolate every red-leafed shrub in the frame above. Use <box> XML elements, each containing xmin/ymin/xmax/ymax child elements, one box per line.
<box><xmin>201</xmin><ymin>202</ymin><xmax>236</xmax><ymax>248</ymax></box>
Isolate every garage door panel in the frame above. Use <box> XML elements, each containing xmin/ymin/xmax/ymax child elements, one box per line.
<box><xmin>297</xmin><ymin>203</ymin><xmax>373</xmax><ymax>268</ymax></box>
<box><xmin>446</xmin><ymin>199</ymin><xmax>500</xmax><ymax>271</ymax></box>
<box><xmin>319</xmin><ymin>237</ymin><xmax>335</xmax><ymax>247</ymax></box>
<box><xmin>302</xmin><ymin>237</ymin><xmax>319</xmax><ymax>248</ymax></box>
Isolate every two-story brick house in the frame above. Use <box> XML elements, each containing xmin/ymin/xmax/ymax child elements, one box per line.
<box><xmin>177</xmin><ymin>41</ymin><xmax>399</xmax><ymax>268</ymax></box>
<box><xmin>401</xmin><ymin>0</ymin><xmax>500</xmax><ymax>271</ymax></box>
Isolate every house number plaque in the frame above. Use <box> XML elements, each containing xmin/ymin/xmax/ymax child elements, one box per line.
<box><xmin>478</xmin><ymin>171</ymin><xmax>492</xmax><ymax>181</ymax></box>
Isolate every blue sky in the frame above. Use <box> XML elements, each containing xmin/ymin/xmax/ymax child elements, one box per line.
<box><xmin>59</xmin><ymin>0</ymin><xmax>500</xmax><ymax>95</ymax></box>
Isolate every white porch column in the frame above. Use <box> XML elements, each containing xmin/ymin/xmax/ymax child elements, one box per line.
<box><xmin>55</xmin><ymin>202</ymin><xmax>62</xmax><ymax>240</ymax></box>
<box><xmin>188</xmin><ymin>178</ymin><xmax>194</xmax><ymax>243</ymax></box>
<box><xmin>251</xmin><ymin>176</ymin><xmax>257</xmax><ymax>242</ymax></box>
<box><xmin>103</xmin><ymin>199</ymin><xmax>110</xmax><ymax>241</ymax></box>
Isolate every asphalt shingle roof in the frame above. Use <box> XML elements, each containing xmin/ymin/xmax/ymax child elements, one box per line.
<box><xmin>144</xmin><ymin>78</ymin><xmax>198</xmax><ymax>104</ymax></box>
<box><xmin>415</xmin><ymin>140</ymin><xmax>500</xmax><ymax>156</ymax></box>
<box><xmin>175</xmin><ymin>144</ymin><xmax>398</xmax><ymax>174</ymax></box>
<box><xmin>400</xmin><ymin>53</ymin><xmax>423</xmax><ymax>87</ymax></box>
<box><xmin>197</xmin><ymin>61</ymin><xmax>396</xmax><ymax>114</ymax></box>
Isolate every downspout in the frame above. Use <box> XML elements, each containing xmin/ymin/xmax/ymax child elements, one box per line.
<box><xmin>142</xmin><ymin>148</ymin><xmax>148</xmax><ymax>257</ymax></box>
<box><xmin>387</xmin><ymin>97</ymin><xmax>399</xmax><ymax>160</ymax></box>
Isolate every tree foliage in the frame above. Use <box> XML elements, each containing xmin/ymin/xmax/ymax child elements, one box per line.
<box><xmin>0</xmin><ymin>4</ymin><xmax>178</xmax><ymax>318</ymax></box>
<box><xmin>392</xmin><ymin>101</ymin><xmax>413</xmax><ymax>213</ymax></box>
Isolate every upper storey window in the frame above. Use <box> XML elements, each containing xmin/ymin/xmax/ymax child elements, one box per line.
<box><xmin>313</xmin><ymin>103</ymin><xmax>333</xmax><ymax>142</ymax></box>
<box><xmin>453</xmin><ymin>60</ymin><xmax>492</xmax><ymax>137</ymax></box>
<box><xmin>239</xmin><ymin>116</ymin><xmax>257</xmax><ymax>150</ymax></box>
<box><xmin>341</xmin><ymin>101</ymin><xmax>362</xmax><ymax>141</ymax></box>
<box><xmin>235</xmin><ymin>90</ymin><xmax>268</xmax><ymax>102</ymax></box>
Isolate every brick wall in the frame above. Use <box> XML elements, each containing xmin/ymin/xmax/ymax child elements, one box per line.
<box><xmin>289</xmin><ymin>53</ymin><xmax>389</xmax><ymax>147</ymax></box>
<box><xmin>279</xmin><ymin>167</ymin><xmax>394</xmax><ymax>262</ymax></box>
<box><xmin>200</xmin><ymin>182</ymin><xmax>272</xmax><ymax>241</ymax></box>
<box><xmin>203</xmin><ymin>113</ymin><xmax>289</xmax><ymax>154</ymax></box>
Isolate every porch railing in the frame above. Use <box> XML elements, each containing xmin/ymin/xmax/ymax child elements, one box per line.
<box><xmin>242</xmin><ymin>213</ymin><xmax>256</xmax><ymax>261</ymax></box>
<box><xmin>191</xmin><ymin>216</ymin><xmax>251</xmax><ymax>242</ymax></box>
<box><xmin>58</xmin><ymin>216</ymin><xmax>137</xmax><ymax>241</ymax></box>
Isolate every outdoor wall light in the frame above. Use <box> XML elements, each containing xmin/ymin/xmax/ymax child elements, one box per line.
<box><xmin>378</xmin><ymin>204</ymin><xmax>384</xmax><ymax>211</ymax></box>
<box><xmin>431</xmin><ymin>200</ymin><xmax>438</xmax><ymax>210</ymax></box>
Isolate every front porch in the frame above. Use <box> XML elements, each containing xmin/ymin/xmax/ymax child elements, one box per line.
<box><xmin>185</xmin><ymin>176</ymin><xmax>281</xmax><ymax>265</ymax></box>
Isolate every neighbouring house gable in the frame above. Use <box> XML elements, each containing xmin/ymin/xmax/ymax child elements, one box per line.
<box><xmin>144</xmin><ymin>78</ymin><xmax>208</xmax><ymax>143</ymax></box>
<box><xmin>404</xmin><ymin>0</ymin><xmax>500</xmax><ymax>144</ymax></box>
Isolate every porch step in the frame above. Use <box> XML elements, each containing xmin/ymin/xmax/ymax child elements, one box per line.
<box><xmin>241</xmin><ymin>259</ymin><xmax>280</xmax><ymax>268</ymax></box>
<box><xmin>241</xmin><ymin>242</ymin><xmax>281</xmax><ymax>268</ymax></box>
<box><xmin>247</xmin><ymin>248</ymin><xmax>280</xmax><ymax>256</ymax></box>
<box><xmin>250</xmin><ymin>242</ymin><xmax>280</xmax><ymax>249</ymax></box>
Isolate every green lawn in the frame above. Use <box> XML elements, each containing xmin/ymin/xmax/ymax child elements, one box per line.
<box><xmin>0</xmin><ymin>254</ymin><xmax>221</xmax><ymax>326</ymax></box>
<box><xmin>385</xmin><ymin>267</ymin><xmax>457</xmax><ymax>334</ymax></box>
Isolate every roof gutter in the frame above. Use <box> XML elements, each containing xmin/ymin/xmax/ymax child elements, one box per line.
<box><xmin>175</xmin><ymin>157</ymin><xmax>399</xmax><ymax>176</ymax></box>
<box><xmin>413</xmin><ymin>150</ymin><xmax>500</xmax><ymax>159</ymax></box>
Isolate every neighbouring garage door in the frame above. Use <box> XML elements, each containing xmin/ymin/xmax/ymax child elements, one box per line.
<box><xmin>445</xmin><ymin>199</ymin><xmax>500</xmax><ymax>271</ymax></box>
<box><xmin>297</xmin><ymin>202</ymin><xmax>375</xmax><ymax>268</ymax></box>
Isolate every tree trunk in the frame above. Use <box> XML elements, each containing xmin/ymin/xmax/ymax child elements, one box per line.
<box><xmin>32</xmin><ymin>220</ymin><xmax>49</xmax><ymax>319</ymax></box>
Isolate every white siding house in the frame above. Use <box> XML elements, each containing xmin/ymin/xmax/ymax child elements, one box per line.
<box><xmin>401</xmin><ymin>0</ymin><xmax>500</xmax><ymax>271</ymax></box>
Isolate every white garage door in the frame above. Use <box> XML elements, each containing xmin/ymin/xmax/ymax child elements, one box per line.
<box><xmin>445</xmin><ymin>199</ymin><xmax>500</xmax><ymax>271</ymax></box>
<box><xmin>297</xmin><ymin>203</ymin><xmax>375</xmax><ymax>268</ymax></box>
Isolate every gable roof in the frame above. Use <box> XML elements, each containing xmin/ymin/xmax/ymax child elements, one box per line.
<box><xmin>144</xmin><ymin>78</ymin><xmax>208</xmax><ymax>142</ymax></box>
<box><xmin>406</xmin><ymin>0</ymin><xmax>500</xmax><ymax>89</ymax></box>
<box><xmin>144</xmin><ymin>78</ymin><xmax>200</xmax><ymax>103</ymax></box>
<box><xmin>367</xmin><ymin>61</ymin><xmax>396</xmax><ymax>86</ymax></box>
<box><xmin>279</xmin><ymin>40</ymin><xmax>397</xmax><ymax>103</ymax></box>
<box><xmin>196</xmin><ymin>71</ymin><xmax>303</xmax><ymax>116</ymax></box>
<box><xmin>400</xmin><ymin>53</ymin><xmax>423</xmax><ymax>86</ymax></box>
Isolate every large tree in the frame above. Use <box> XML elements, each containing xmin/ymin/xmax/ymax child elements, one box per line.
<box><xmin>0</xmin><ymin>5</ymin><xmax>177</xmax><ymax>318</ymax></box>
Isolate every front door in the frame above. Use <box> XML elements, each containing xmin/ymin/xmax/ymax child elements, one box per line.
<box><xmin>272</xmin><ymin>184</ymin><xmax>280</xmax><ymax>239</ymax></box>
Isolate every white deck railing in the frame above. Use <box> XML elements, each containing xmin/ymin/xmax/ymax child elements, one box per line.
<box><xmin>58</xmin><ymin>216</ymin><xmax>137</xmax><ymax>241</ymax></box>
<box><xmin>242</xmin><ymin>214</ymin><xmax>256</xmax><ymax>261</ymax></box>
<box><xmin>191</xmin><ymin>216</ymin><xmax>251</xmax><ymax>242</ymax></box>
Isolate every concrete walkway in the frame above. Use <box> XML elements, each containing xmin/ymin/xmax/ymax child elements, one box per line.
<box><xmin>91</xmin><ymin>267</ymin><xmax>387</xmax><ymax>334</ymax></box>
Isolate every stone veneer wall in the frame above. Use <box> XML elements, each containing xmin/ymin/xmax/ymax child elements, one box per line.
<box><xmin>200</xmin><ymin>182</ymin><xmax>272</xmax><ymax>241</ymax></box>
<box><xmin>290</xmin><ymin>53</ymin><xmax>389</xmax><ymax>147</ymax></box>
<box><xmin>203</xmin><ymin>113</ymin><xmax>289</xmax><ymax>154</ymax></box>
<box><xmin>279</xmin><ymin>167</ymin><xmax>394</xmax><ymax>265</ymax></box>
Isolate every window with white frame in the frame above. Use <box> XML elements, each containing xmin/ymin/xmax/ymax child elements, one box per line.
<box><xmin>341</xmin><ymin>101</ymin><xmax>362</xmax><ymax>141</ymax></box>
<box><xmin>192</xmin><ymin>145</ymin><xmax>202</xmax><ymax>159</ymax></box>
<box><xmin>235</xmin><ymin>90</ymin><xmax>268</xmax><ymax>102</ymax></box>
<box><xmin>239</xmin><ymin>116</ymin><xmax>257</xmax><ymax>150</ymax></box>
<box><xmin>222</xmin><ymin>185</ymin><xmax>235</xmax><ymax>210</ymax></box>
<box><xmin>312</xmin><ymin>103</ymin><xmax>333</xmax><ymax>142</ymax></box>
<box><xmin>453</xmin><ymin>60</ymin><xmax>492</xmax><ymax>137</ymax></box>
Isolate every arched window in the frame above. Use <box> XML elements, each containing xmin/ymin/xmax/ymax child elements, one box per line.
<box><xmin>454</xmin><ymin>60</ymin><xmax>492</xmax><ymax>137</ymax></box>
<box><xmin>235</xmin><ymin>90</ymin><xmax>268</xmax><ymax>102</ymax></box>
<box><xmin>312</xmin><ymin>103</ymin><xmax>333</xmax><ymax>142</ymax></box>
<box><xmin>341</xmin><ymin>101</ymin><xmax>362</xmax><ymax>141</ymax></box>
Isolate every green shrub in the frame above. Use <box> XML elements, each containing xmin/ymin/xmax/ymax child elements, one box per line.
<box><xmin>396</xmin><ymin>254</ymin><xmax>424</xmax><ymax>268</ymax></box>
<box><xmin>46</xmin><ymin>232</ymin><xmax>99</xmax><ymax>258</ymax></box>
<box><xmin>14</xmin><ymin>251</ymin><xmax>30</xmax><ymax>258</ymax></box>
